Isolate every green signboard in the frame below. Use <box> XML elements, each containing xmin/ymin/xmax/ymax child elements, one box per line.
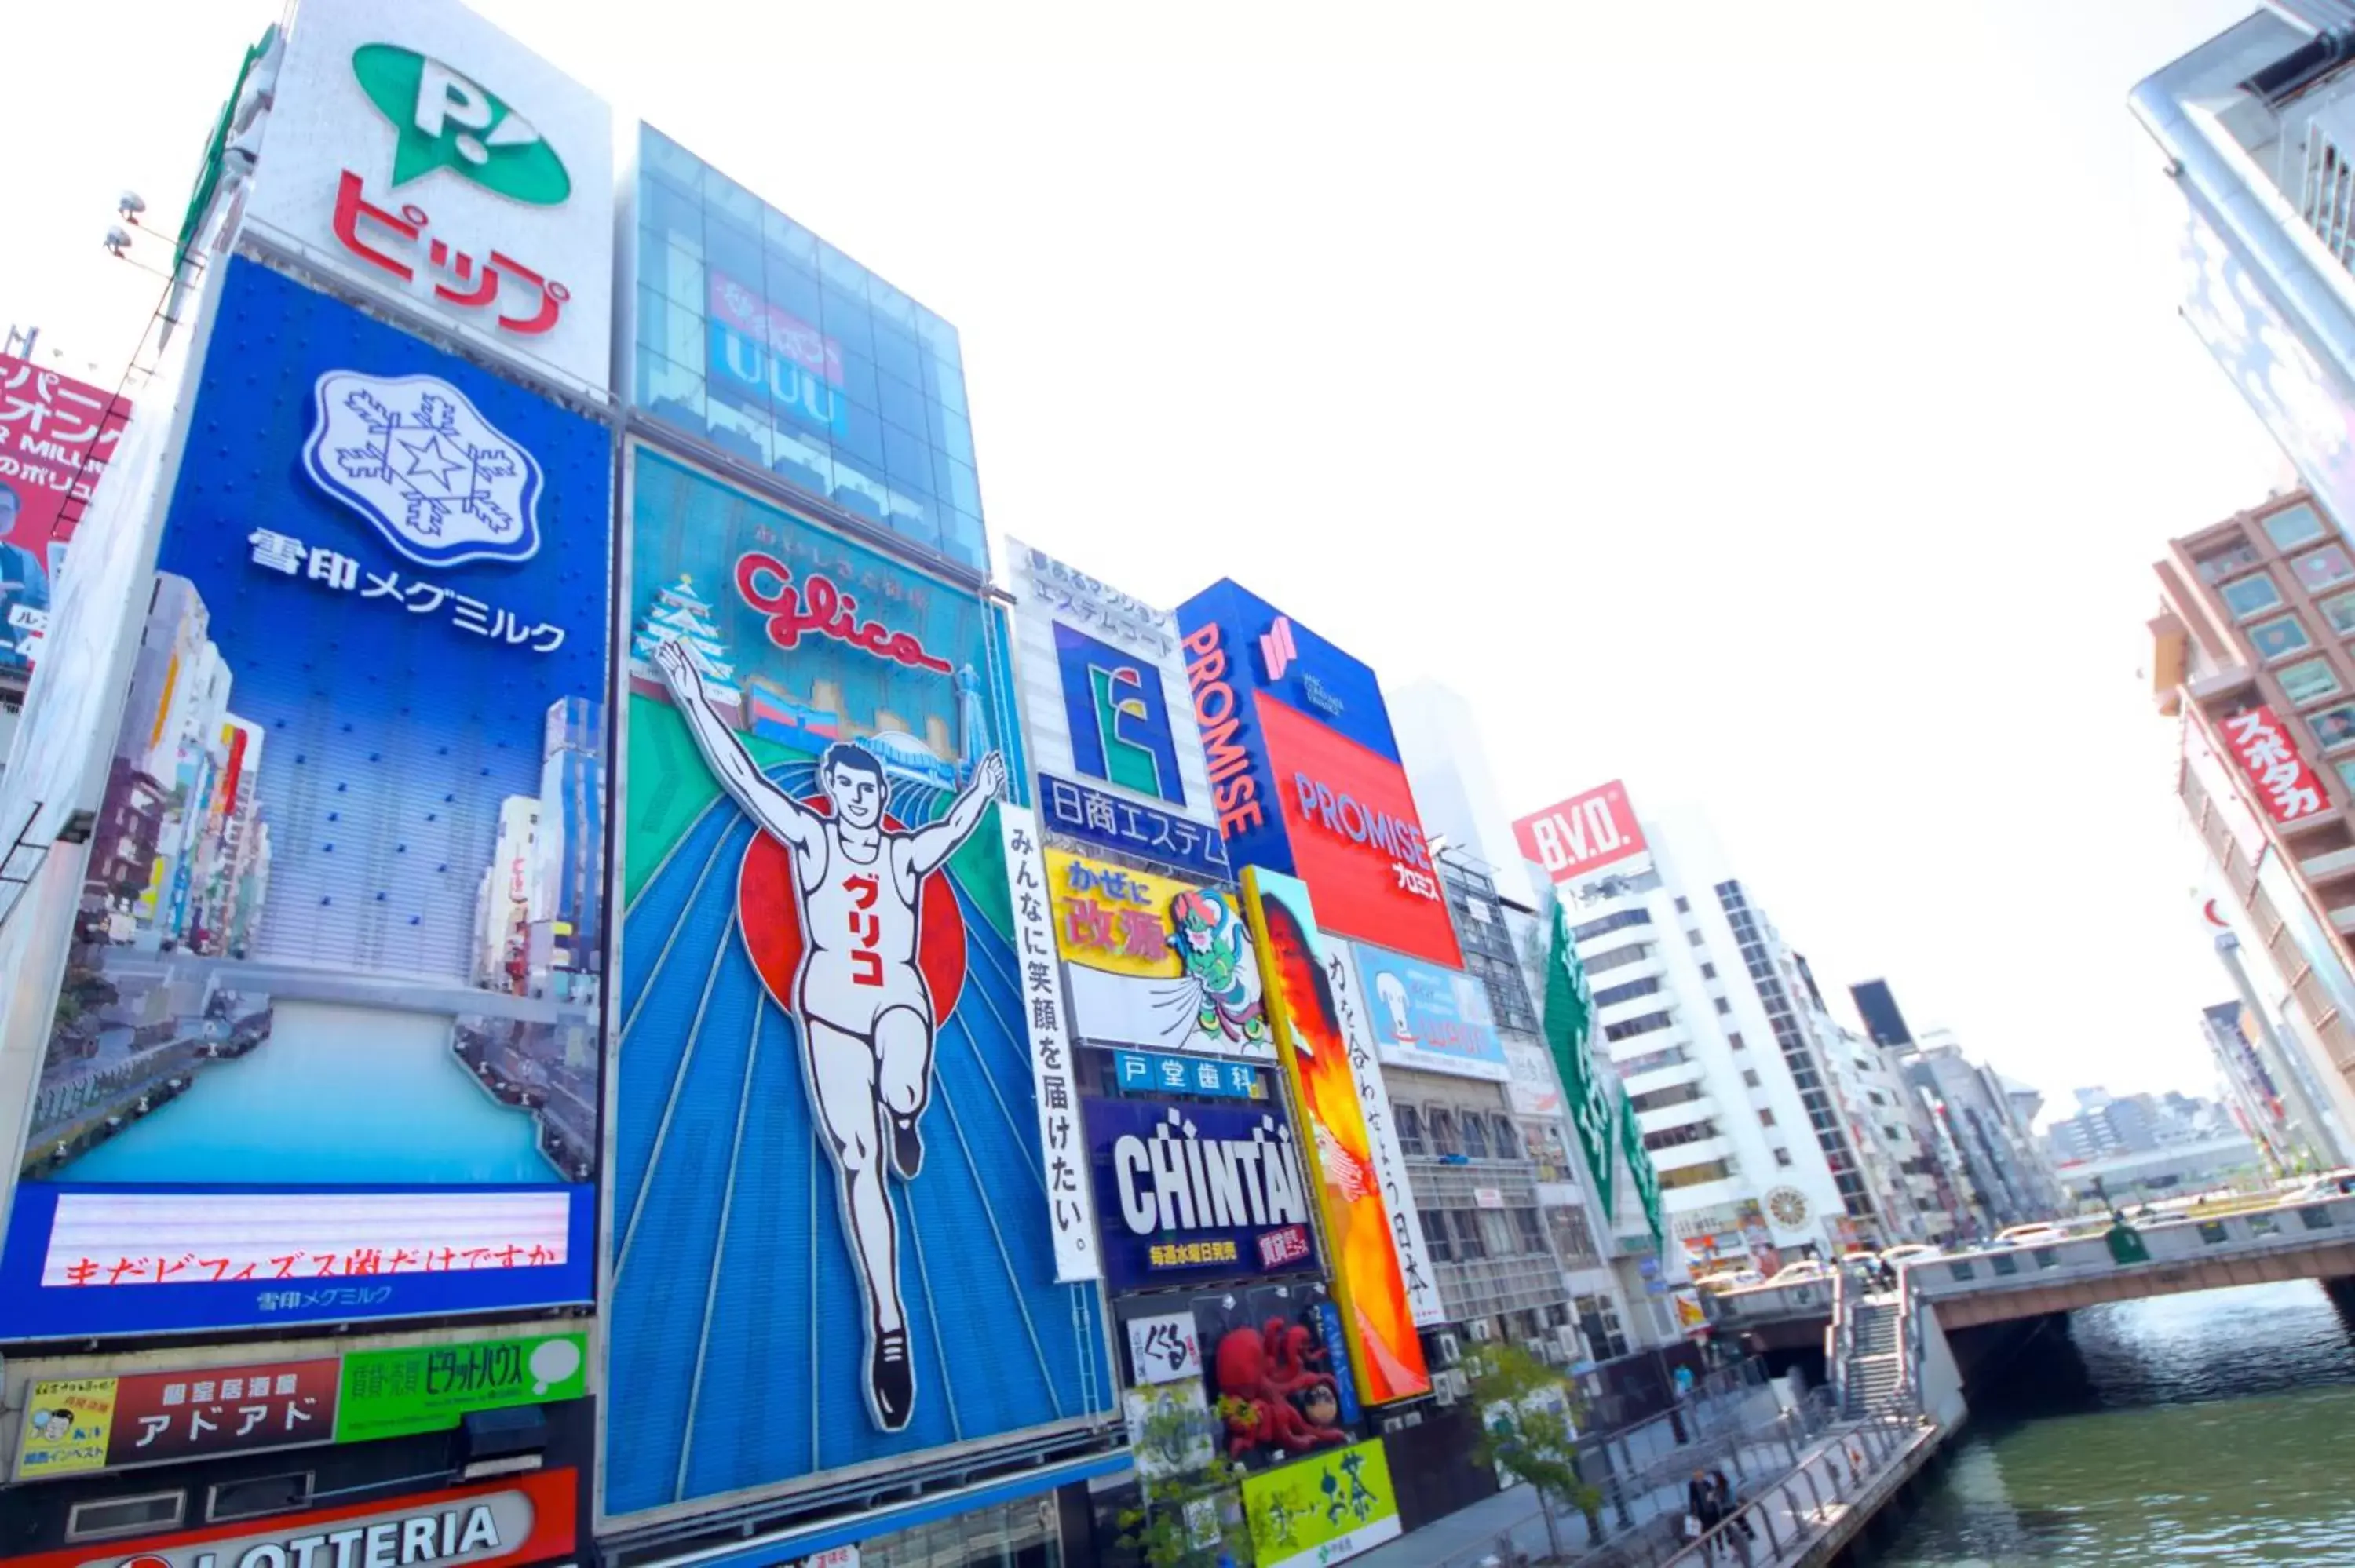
<box><xmin>1240</xmin><ymin>1438</ymin><xmax>1402</xmax><ymax>1568</ymax></box>
<box><xmin>1544</xmin><ymin>902</ymin><xmax>1616</xmax><ymax>1218</ymax></box>
<box><xmin>336</xmin><ymin>1332</ymin><xmax>586</xmax><ymax>1443</ymax></box>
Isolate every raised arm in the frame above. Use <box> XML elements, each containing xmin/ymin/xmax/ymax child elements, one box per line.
<box><xmin>651</xmin><ymin>638</ymin><xmax>821</xmax><ymax>854</ymax></box>
<box><xmin>904</xmin><ymin>751</ymin><xmax>1006</xmax><ymax>877</ymax></box>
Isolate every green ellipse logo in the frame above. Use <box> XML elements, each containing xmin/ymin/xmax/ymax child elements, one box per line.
<box><xmin>351</xmin><ymin>43</ymin><xmax>570</xmax><ymax>205</ymax></box>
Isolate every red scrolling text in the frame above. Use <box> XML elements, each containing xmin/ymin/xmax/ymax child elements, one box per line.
<box><xmin>735</xmin><ymin>551</ymin><xmax>954</xmax><ymax>673</ymax></box>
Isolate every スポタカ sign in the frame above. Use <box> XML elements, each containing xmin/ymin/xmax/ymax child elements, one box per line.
<box><xmin>16</xmin><ymin>1359</ymin><xmax>338</xmax><ymax>1480</ymax></box>
<box><xmin>2220</xmin><ymin>706</ymin><xmax>2331</xmax><ymax>825</ymax></box>
<box><xmin>1085</xmin><ymin>1096</ymin><xmax>1319</xmax><ymax>1293</ymax></box>
<box><xmin>4</xmin><ymin>1468</ymin><xmax>577</xmax><ymax>1568</ymax></box>
<box><xmin>1513</xmin><ymin>779</ymin><xmax>1648</xmax><ymax>883</ymax></box>
<box><xmin>1176</xmin><ymin>581</ymin><xmax>1460</xmax><ymax>969</ymax></box>
<box><xmin>241</xmin><ymin>0</ymin><xmax>614</xmax><ymax>394</ymax></box>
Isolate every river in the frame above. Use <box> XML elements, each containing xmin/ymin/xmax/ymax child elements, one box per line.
<box><xmin>1867</xmin><ymin>1278</ymin><xmax>2355</xmax><ymax>1564</ymax></box>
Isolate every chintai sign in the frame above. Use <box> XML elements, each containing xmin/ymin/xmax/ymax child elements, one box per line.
<box><xmin>1084</xmin><ymin>1096</ymin><xmax>1318</xmax><ymax>1291</ymax></box>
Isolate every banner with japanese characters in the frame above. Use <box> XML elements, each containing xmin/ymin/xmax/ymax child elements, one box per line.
<box><xmin>1240</xmin><ymin>1438</ymin><xmax>1402</xmax><ymax>1568</ymax></box>
<box><xmin>1046</xmin><ymin>846</ymin><xmax>1276</xmax><ymax>1063</ymax></box>
<box><xmin>606</xmin><ymin>445</ymin><xmax>1109</xmax><ymax>1521</ymax></box>
<box><xmin>0</xmin><ymin>257</ymin><xmax>609</xmax><ymax>1341</ymax></box>
<box><xmin>1321</xmin><ymin>940</ymin><xmax>1447</xmax><ymax>1329</ymax></box>
<box><xmin>0</xmin><ymin>352</ymin><xmax>133</xmax><ymax>676</ymax></box>
<box><xmin>16</xmin><ymin>1359</ymin><xmax>339</xmax><ymax>1480</ymax></box>
<box><xmin>2219</xmin><ymin>704</ymin><xmax>2331</xmax><ymax>826</ymax></box>
<box><xmin>1006</xmin><ymin>537</ymin><xmax>1229</xmax><ymax>881</ymax></box>
<box><xmin>1083</xmin><ymin>1093</ymin><xmax>1319</xmax><ymax>1293</ymax></box>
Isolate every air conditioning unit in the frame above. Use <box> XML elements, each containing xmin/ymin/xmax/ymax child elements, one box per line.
<box><xmin>1466</xmin><ymin>1319</ymin><xmax>1495</xmax><ymax>1344</ymax></box>
<box><xmin>1433</xmin><ymin>1331</ymin><xmax>1462</xmax><ymax>1368</ymax></box>
<box><xmin>1432</xmin><ymin>1370</ymin><xmax>1459</xmax><ymax>1406</ymax></box>
<box><xmin>1557</xmin><ymin>1325</ymin><xmax>1583</xmax><ymax>1362</ymax></box>
<box><xmin>1524</xmin><ymin>1337</ymin><xmax>1559</xmax><ymax>1365</ymax></box>
<box><xmin>1441</xmin><ymin>1368</ymin><xmax>1473</xmax><ymax>1401</ymax></box>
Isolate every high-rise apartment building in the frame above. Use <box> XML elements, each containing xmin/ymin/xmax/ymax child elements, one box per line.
<box><xmin>1900</xmin><ymin>1031</ymin><xmax>2065</xmax><ymax>1234</ymax></box>
<box><xmin>2150</xmin><ymin>490</ymin><xmax>2355</xmax><ymax>1164</ymax></box>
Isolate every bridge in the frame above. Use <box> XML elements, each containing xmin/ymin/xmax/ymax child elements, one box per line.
<box><xmin>102</xmin><ymin>952</ymin><xmax>593</xmax><ymax>1027</ymax></box>
<box><xmin>1706</xmin><ymin>1190</ymin><xmax>2355</xmax><ymax>1344</ymax></box>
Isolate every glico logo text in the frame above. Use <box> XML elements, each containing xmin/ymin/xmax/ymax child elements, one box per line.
<box><xmin>1182</xmin><ymin>622</ymin><xmax>1266</xmax><ymax>837</ymax></box>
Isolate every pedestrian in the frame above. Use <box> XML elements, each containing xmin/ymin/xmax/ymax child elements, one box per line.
<box><xmin>1685</xmin><ymin>1469</ymin><xmax>1722</xmax><ymax>1555</ymax></box>
<box><xmin>1712</xmin><ymin>1467</ymin><xmax>1757</xmax><ymax>1563</ymax></box>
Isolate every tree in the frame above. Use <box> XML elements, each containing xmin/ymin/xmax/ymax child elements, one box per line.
<box><xmin>1467</xmin><ymin>1344</ymin><xmax>1601</xmax><ymax>1563</ymax></box>
<box><xmin>1118</xmin><ymin>1387</ymin><xmax>1255</xmax><ymax>1568</ymax></box>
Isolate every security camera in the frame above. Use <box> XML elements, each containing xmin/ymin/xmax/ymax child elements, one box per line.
<box><xmin>118</xmin><ymin>191</ymin><xmax>147</xmax><ymax>222</ymax></box>
<box><xmin>104</xmin><ymin>228</ymin><xmax>132</xmax><ymax>257</ymax></box>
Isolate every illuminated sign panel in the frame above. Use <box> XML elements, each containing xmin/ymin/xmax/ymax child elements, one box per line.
<box><xmin>1046</xmin><ymin>847</ymin><xmax>1273</xmax><ymax>1061</ymax></box>
<box><xmin>1177</xmin><ymin>582</ymin><xmax>1460</xmax><ymax>968</ymax></box>
<box><xmin>1513</xmin><ymin>779</ymin><xmax>1648</xmax><ymax>882</ymax></box>
<box><xmin>0</xmin><ymin>258</ymin><xmax>609</xmax><ymax>1340</ymax></box>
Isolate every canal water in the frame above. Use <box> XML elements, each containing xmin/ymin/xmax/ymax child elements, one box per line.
<box><xmin>1868</xmin><ymin>1278</ymin><xmax>2355</xmax><ymax>1564</ymax></box>
<box><xmin>62</xmin><ymin>999</ymin><xmax>553</xmax><ymax>1184</ymax></box>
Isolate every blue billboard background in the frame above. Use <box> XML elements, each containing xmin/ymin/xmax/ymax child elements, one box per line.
<box><xmin>608</xmin><ymin>450</ymin><xmax>1104</xmax><ymax>1515</ymax></box>
<box><xmin>1084</xmin><ymin>1095</ymin><xmax>1320</xmax><ymax>1294</ymax></box>
<box><xmin>0</xmin><ymin>257</ymin><xmax>611</xmax><ymax>1339</ymax></box>
<box><xmin>1176</xmin><ymin>580</ymin><xmax>1404</xmax><ymax>763</ymax></box>
<box><xmin>1349</xmin><ymin>943</ymin><xmax>1508</xmax><ymax>1081</ymax></box>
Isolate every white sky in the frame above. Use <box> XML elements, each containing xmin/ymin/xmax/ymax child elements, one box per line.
<box><xmin>1</xmin><ymin>1</ymin><xmax>2304</xmax><ymax>1112</ymax></box>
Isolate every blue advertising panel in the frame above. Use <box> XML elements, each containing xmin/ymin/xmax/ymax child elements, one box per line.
<box><xmin>608</xmin><ymin>443</ymin><xmax>1105</xmax><ymax>1518</ymax></box>
<box><xmin>1085</xmin><ymin>1096</ymin><xmax>1320</xmax><ymax>1293</ymax></box>
<box><xmin>0</xmin><ymin>256</ymin><xmax>610</xmax><ymax>1340</ymax></box>
<box><xmin>1348</xmin><ymin>942</ymin><xmax>1509</xmax><ymax>1082</ymax></box>
<box><xmin>1177</xmin><ymin>579</ymin><xmax>1403</xmax><ymax>763</ymax></box>
<box><xmin>1038</xmin><ymin>771</ymin><xmax>1230</xmax><ymax>882</ymax></box>
<box><xmin>1111</xmin><ymin>1050</ymin><xmax>1265</xmax><ymax>1101</ymax></box>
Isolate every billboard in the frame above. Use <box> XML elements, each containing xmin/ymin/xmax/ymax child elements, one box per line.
<box><xmin>1178</xmin><ymin>582</ymin><xmax>1459</xmax><ymax>968</ymax></box>
<box><xmin>1240</xmin><ymin>1439</ymin><xmax>1402</xmax><ymax>1568</ymax></box>
<box><xmin>242</xmin><ymin>0</ymin><xmax>615</xmax><ymax>394</ymax></box>
<box><xmin>1046</xmin><ymin>847</ymin><xmax>1273</xmax><ymax>1061</ymax></box>
<box><xmin>0</xmin><ymin>354</ymin><xmax>133</xmax><ymax>676</ymax></box>
<box><xmin>1320</xmin><ymin>942</ymin><xmax>1445</xmax><ymax>1329</ymax></box>
<box><xmin>1009</xmin><ymin>539</ymin><xmax>1229</xmax><ymax>880</ymax></box>
<box><xmin>1084</xmin><ymin>1095</ymin><xmax>1317</xmax><ymax>1293</ymax></box>
<box><xmin>608</xmin><ymin>447</ymin><xmax>1107</xmax><ymax>1518</ymax></box>
<box><xmin>1242</xmin><ymin>868</ymin><xmax>1430</xmax><ymax>1406</ymax></box>
<box><xmin>0</xmin><ymin>257</ymin><xmax>609</xmax><ymax>1341</ymax></box>
<box><xmin>3</xmin><ymin>1469</ymin><xmax>579</xmax><ymax>1568</ymax></box>
<box><xmin>1182</xmin><ymin>1277</ymin><xmax>1360</xmax><ymax>1469</ymax></box>
<box><xmin>1513</xmin><ymin>779</ymin><xmax>1648</xmax><ymax>883</ymax></box>
<box><xmin>16</xmin><ymin>1358</ymin><xmax>338</xmax><ymax>1479</ymax></box>
<box><xmin>1348</xmin><ymin>939</ymin><xmax>1507</xmax><ymax>1081</ymax></box>
<box><xmin>2219</xmin><ymin>706</ymin><xmax>2331</xmax><ymax>826</ymax></box>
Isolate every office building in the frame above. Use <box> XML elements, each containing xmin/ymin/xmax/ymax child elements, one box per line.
<box><xmin>1899</xmin><ymin>1030</ymin><xmax>2065</xmax><ymax>1234</ymax></box>
<box><xmin>2149</xmin><ymin>490</ymin><xmax>2355</xmax><ymax>1164</ymax></box>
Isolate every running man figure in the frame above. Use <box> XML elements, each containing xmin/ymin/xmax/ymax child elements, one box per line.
<box><xmin>653</xmin><ymin>638</ymin><xmax>1006</xmax><ymax>1431</ymax></box>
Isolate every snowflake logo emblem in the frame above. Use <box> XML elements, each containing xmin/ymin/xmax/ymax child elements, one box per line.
<box><xmin>300</xmin><ymin>370</ymin><xmax>543</xmax><ymax>567</ymax></box>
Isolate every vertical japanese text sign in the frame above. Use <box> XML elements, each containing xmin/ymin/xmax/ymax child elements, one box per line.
<box><xmin>1324</xmin><ymin>939</ymin><xmax>1447</xmax><ymax>1329</ymax></box>
<box><xmin>1242</xmin><ymin>867</ymin><xmax>1432</xmax><ymax>1405</ymax></box>
<box><xmin>1004</xmin><ymin>804</ymin><xmax>1101</xmax><ymax>1282</ymax></box>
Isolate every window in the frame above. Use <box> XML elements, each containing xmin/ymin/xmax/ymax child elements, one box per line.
<box><xmin>1729</xmin><ymin>1032</ymin><xmax>1747</xmax><ymax>1051</ymax></box>
<box><xmin>1594</xmin><ymin>976</ymin><xmax>1664</xmax><ymax>1008</ymax></box>
<box><xmin>2310</xmin><ymin>702</ymin><xmax>2355</xmax><ymax>753</ymax></box>
<box><xmin>68</xmin><ymin>1494</ymin><xmax>184</xmax><ymax>1543</ymax></box>
<box><xmin>1428</xmin><ymin>1108</ymin><xmax>1461</xmax><ymax>1157</ymax></box>
<box><xmin>1773</xmin><ymin>1147</ymin><xmax>1794</xmax><ymax>1167</ymax></box>
<box><xmin>2324</xmin><ymin>593</ymin><xmax>2355</xmax><ymax>637</ymax></box>
<box><xmin>1572</xmin><ymin>909</ymin><xmax>1652</xmax><ymax>942</ymax></box>
<box><xmin>1478</xmin><ymin>1209</ymin><xmax>1516</xmax><ymax>1257</ymax></box>
<box><xmin>1452</xmin><ymin>1209</ymin><xmax>1489</xmax><ymax>1259</ymax></box>
<box><xmin>2195</xmin><ymin>534</ymin><xmax>2262</xmax><ymax>582</ymax></box>
<box><xmin>1462</xmin><ymin>1114</ymin><xmax>1492</xmax><ymax>1160</ymax></box>
<box><xmin>1493</xmin><ymin>1117</ymin><xmax>1524</xmax><ymax>1160</ymax></box>
<box><xmin>2223</xmin><ymin>572</ymin><xmax>2284</xmax><ymax>619</ymax></box>
<box><xmin>1714</xmin><ymin>997</ymin><xmax>1732</xmax><ymax>1015</ymax></box>
<box><xmin>1605</xmin><ymin>1011</ymin><xmax>1675</xmax><ymax>1042</ymax></box>
<box><xmin>1742</xmin><ymin>1069</ymin><xmax>1762</xmax><ymax>1088</ymax></box>
<box><xmin>2296</xmin><ymin>543</ymin><xmax>2355</xmax><ymax>593</ymax></box>
<box><xmin>1700</xmin><ymin>962</ymin><xmax>1716</xmax><ymax>979</ymax></box>
<box><xmin>2281</xmin><ymin>658</ymin><xmax>2344</xmax><ymax>706</ymax></box>
<box><xmin>2266</xmin><ymin>502</ymin><xmax>2329</xmax><ymax>550</ymax></box>
<box><xmin>1617</xmin><ymin>1045</ymin><xmax>1690</xmax><ymax>1077</ymax></box>
<box><xmin>1396</xmin><ymin>1103</ymin><xmax>1426</xmax><ymax>1156</ymax></box>
<box><xmin>2337</xmin><ymin>757</ymin><xmax>2355</xmax><ymax>797</ymax></box>
<box><xmin>2252</xmin><ymin>616</ymin><xmax>2314</xmax><ymax>661</ymax></box>
<box><xmin>1661</xmin><ymin>1158</ymin><xmax>1736</xmax><ymax>1190</ymax></box>
<box><xmin>1513</xmin><ymin>1208</ymin><xmax>1548</xmax><ymax>1254</ymax></box>
<box><xmin>1758</xmin><ymin>1108</ymin><xmax>1777</xmax><ymax>1127</ymax></box>
<box><xmin>1688</xmin><ymin>930</ymin><xmax>1706</xmax><ymax>947</ymax></box>
<box><xmin>1420</xmin><ymin>1208</ymin><xmax>1454</xmax><ymax>1263</ymax></box>
<box><xmin>208</xmin><ymin>1473</ymin><xmax>313</xmax><ymax>1523</ymax></box>
<box><xmin>1674</xmin><ymin>896</ymin><xmax>1691</xmax><ymax>913</ymax></box>
<box><xmin>1550</xmin><ymin>1205</ymin><xmax>1601</xmax><ymax>1267</ymax></box>
<box><xmin>1586</xmin><ymin>943</ymin><xmax>1654</xmax><ymax>975</ymax></box>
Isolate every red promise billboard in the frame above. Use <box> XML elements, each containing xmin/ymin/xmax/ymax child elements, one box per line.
<box><xmin>1258</xmin><ymin>694</ymin><xmax>1462</xmax><ymax>968</ymax></box>
<box><xmin>1513</xmin><ymin>779</ymin><xmax>1648</xmax><ymax>882</ymax></box>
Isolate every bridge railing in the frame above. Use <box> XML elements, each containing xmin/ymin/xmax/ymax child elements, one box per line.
<box><xmin>1905</xmin><ymin>1193</ymin><xmax>2355</xmax><ymax>1306</ymax></box>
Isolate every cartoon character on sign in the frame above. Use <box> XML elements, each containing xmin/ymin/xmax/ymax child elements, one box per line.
<box><xmin>1374</xmin><ymin>972</ymin><xmax>1413</xmax><ymax>1047</ymax></box>
<box><xmin>1170</xmin><ymin>889</ymin><xmax>1267</xmax><ymax>1045</ymax></box>
<box><xmin>653</xmin><ymin>637</ymin><xmax>1006</xmax><ymax>1431</ymax></box>
<box><xmin>1213</xmin><ymin>1318</ymin><xmax>1346</xmax><ymax>1460</ymax></box>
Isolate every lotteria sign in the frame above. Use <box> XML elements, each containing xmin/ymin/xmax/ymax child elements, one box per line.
<box><xmin>1513</xmin><ymin>779</ymin><xmax>1648</xmax><ymax>883</ymax></box>
<box><xmin>5</xmin><ymin>1470</ymin><xmax>577</xmax><ymax>1568</ymax></box>
<box><xmin>239</xmin><ymin>0</ymin><xmax>615</xmax><ymax>393</ymax></box>
<box><xmin>1177</xmin><ymin>581</ymin><xmax>1460</xmax><ymax>969</ymax></box>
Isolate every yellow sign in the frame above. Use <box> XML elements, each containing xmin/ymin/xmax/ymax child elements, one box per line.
<box><xmin>1045</xmin><ymin>848</ymin><xmax>1184</xmax><ymax>978</ymax></box>
<box><xmin>18</xmin><ymin>1378</ymin><xmax>119</xmax><ymax>1479</ymax></box>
